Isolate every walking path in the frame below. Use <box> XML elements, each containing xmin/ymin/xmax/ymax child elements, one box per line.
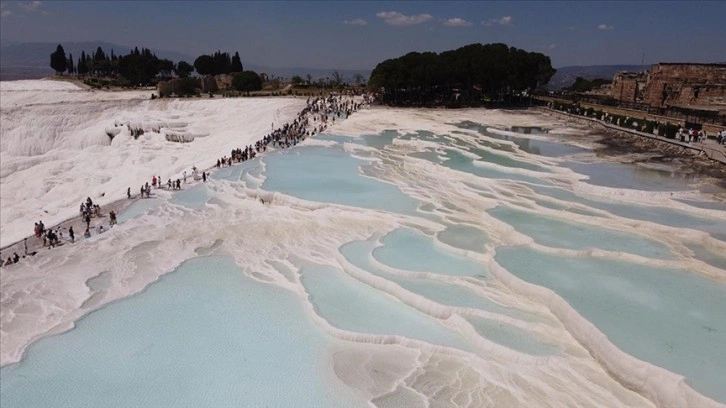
<box><xmin>539</xmin><ymin>107</ymin><xmax>726</xmax><ymax>165</ymax></box>
<box><xmin>0</xmin><ymin>92</ymin><xmax>373</xmax><ymax>268</ymax></box>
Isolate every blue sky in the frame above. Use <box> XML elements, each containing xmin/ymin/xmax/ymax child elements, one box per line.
<box><xmin>1</xmin><ymin>1</ymin><xmax>724</xmax><ymax>69</ymax></box>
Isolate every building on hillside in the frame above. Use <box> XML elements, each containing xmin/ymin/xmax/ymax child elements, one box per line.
<box><xmin>611</xmin><ymin>71</ymin><xmax>647</xmax><ymax>103</ymax></box>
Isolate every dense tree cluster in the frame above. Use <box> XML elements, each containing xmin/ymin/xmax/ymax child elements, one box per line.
<box><xmin>565</xmin><ymin>77</ymin><xmax>612</xmax><ymax>93</ymax></box>
<box><xmin>231</xmin><ymin>71</ymin><xmax>263</xmax><ymax>92</ymax></box>
<box><xmin>368</xmin><ymin>43</ymin><xmax>556</xmax><ymax>107</ymax></box>
<box><xmin>50</xmin><ymin>44</ymin><xmax>177</xmax><ymax>86</ymax></box>
<box><xmin>49</xmin><ymin>44</ymin><xmax>263</xmax><ymax>93</ymax></box>
<box><xmin>174</xmin><ymin>77</ymin><xmax>203</xmax><ymax>96</ymax></box>
<box><xmin>175</xmin><ymin>61</ymin><xmax>194</xmax><ymax>78</ymax></box>
<box><xmin>194</xmin><ymin>51</ymin><xmax>244</xmax><ymax>76</ymax></box>
<box><xmin>117</xmin><ymin>47</ymin><xmax>175</xmax><ymax>86</ymax></box>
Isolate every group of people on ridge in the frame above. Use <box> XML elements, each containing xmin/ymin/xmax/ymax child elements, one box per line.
<box><xmin>3</xmin><ymin>92</ymin><xmax>372</xmax><ymax>268</ymax></box>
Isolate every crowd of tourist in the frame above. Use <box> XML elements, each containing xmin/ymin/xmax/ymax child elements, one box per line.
<box><xmin>676</xmin><ymin>127</ymin><xmax>707</xmax><ymax>143</ymax></box>
<box><xmin>215</xmin><ymin>95</ymin><xmax>369</xmax><ymax>168</ymax></box>
<box><xmin>716</xmin><ymin>130</ymin><xmax>726</xmax><ymax>145</ymax></box>
<box><xmin>546</xmin><ymin>101</ymin><xmax>726</xmax><ymax>147</ymax></box>
<box><xmin>1</xmin><ymin>92</ymin><xmax>373</xmax><ymax>268</ymax></box>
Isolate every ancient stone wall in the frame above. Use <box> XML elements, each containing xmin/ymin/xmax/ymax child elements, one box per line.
<box><xmin>611</xmin><ymin>72</ymin><xmax>645</xmax><ymax>103</ymax></box>
<box><xmin>158</xmin><ymin>75</ymin><xmax>236</xmax><ymax>96</ymax></box>
<box><xmin>202</xmin><ymin>76</ymin><xmax>218</xmax><ymax>93</ymax></box>
<box><xmin>157</xmin><ymin>80</ymin><xmax>172</xmax><ymax>98</ymax></box>
<box><xmin>215</xmin><ymin>74</ymin><xmax>233</xmax><ymax>90</ymax></box>
<box><xmin>642</xmin><ymin>63</ymin><xmax>726</xmax><ymax>108</ymax></box>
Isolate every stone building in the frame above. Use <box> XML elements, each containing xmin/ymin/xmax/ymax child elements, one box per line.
<box><xmin>215</xmin><ymin>74</ymin><xmax>234</xmax><ymax>90</ymax></box>
<box><xmin>157</xmin><ymin>80</ymin><xmax>173</xmax><ymax>98</ymax></box>
<box><xmin>641</xmin><ymin>63</ymin><xmax>726</xmax><ymax>109</ymax></box>
<box><xmin>201</xmin><ymin>75</ymin><xmax>218</xmax><ymax>93</ymax></box>
<box><xmin>611</xmin><ymin>71</ymin><xmax>647</xmax><ymax>103</ymax></box>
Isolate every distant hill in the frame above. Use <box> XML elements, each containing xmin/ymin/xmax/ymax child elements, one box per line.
<box><xmin>0</xmin><ymin>41</ymin><xmax>195</xmax><ymax>81</ymax></box>
<box><xmin>546</xmin><ymin>64</ymin><xmax>650</xmax><ymax>90</ymax></box>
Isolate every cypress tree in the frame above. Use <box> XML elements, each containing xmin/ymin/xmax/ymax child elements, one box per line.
<box><xmin>94</xmin><ymin>46</ymin><xmax>105</xmax><ymax>61</ymax></box>
<box><xmin>50</xmin><ymin>44</ymin><xmax>67</xmax><ymax>74</ymax></box>
<box><xmin>78</xmin><ymin>51</ymin><xmax>88</xmax><ymax>75</ymax></box>
<box><xmin>231</xmin><ymin>52</ymin><xmax>243</xmax><ymax>73</ymax></box>
<box><xmin>67</xmin><ymin>53</ymin><xmax>75</xmax><ymax>74</ymax></box>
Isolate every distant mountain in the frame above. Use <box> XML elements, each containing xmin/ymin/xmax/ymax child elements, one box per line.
<box><xmin>0</xmin><ymin>41</ymin><xmax>195</xmax><ymax>80</ymax></box>
<box><xmin>546</xmin><ymin>64</ymin><xmax>650</xmax><ymax>90</ymax></box>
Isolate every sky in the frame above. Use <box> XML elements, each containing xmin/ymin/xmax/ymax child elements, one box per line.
<box><xmin>1</xmin><ymin>1</ymin><xmax>725</xmax><ymax>69</ymax></box>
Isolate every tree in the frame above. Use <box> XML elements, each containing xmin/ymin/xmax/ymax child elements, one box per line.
<box><xmin>195</xmin><ymin>50</ymin><xmax>247</xmax><ymax>76</ymax></box>
<box><xmin>94</xmin><ymin>46</ymin><xmax>106</xmax><ymax>62</ymax></box>
<box><xmin>175</xmin><ymin>77</ymin><xmax>202</xmax><ymax>96</ymax></box>
<box><xmin>566</xmin><ymin>77</ymin><xmax>611</xmax><ymax>93</ymax></box>
<box><xmin>368</xmin><ymin>42</ymin><xmax>555</xmax><ymax>106</ymax></box>
<box><xmin>118</xmin><ymin>47</ymin><xmax>163</xmax><ymax>86</ymax></box>
<box><xmin>353</xmin><ymin>73</ymin><xmax>364</xmax><ymax>86</ymax></box>
<box><xmin>305</xmin><ymin>74</ymin><xmax>312</xmax><ymax>84</ymax></box>
<box><xmin>194</xmin><ymin>55</ymin><xmax>215</xmax><ymax>76</ymax></box>
<box><xmin>175</xmin><ymin>61</ymin><xmax>194</xmax><ymax>78</ymax></box>
<box><xmin>50</xmin><ymin>44</ymin><xmax>67</xmax><ymax>75</ymax></box>
<box><xmin>157</xmin><ymin>58</ymin><xmax>175</xmax><ymax>79</ymax></box>
<box><xmin>212</xmin><ymin>50</ymin><xmax>232</xmax><ymax>74</ymax></box>
<box><xmin>67</xmin><ymin>53</ymin><xmax>75</xmax><ymax>75</ymax></box>
<box><xmin>331</xmin><ymin>70</ymin><xmax>344</xmax><ymax>87</ymax></box>
<box><xmin>77</xmin><ymin>51</ymin><xmax>88</xmax><ymax>75</ymax></box>
<box><xmin>231</xmin><ymin>52</ymin><xmax>243</xmax><ymax>73</ymax></box>
<box><xmin>232</xmin><ymin>71</ymin><xmax>263</xmax><ymax>92</ymax></box>
<box><xmin>291</xmin><ymin>75</ymin><xmax>304</xmax><ymax>85</ymax></box>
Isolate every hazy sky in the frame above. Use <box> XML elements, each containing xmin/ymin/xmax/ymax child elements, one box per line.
<box><xmin>1</xmin><ymin>1</ymin><xmax>724</xmax><ymax>69</ymax></box>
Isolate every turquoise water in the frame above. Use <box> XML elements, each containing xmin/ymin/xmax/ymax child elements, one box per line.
<box><xmin>169</xmin><ymin>183</ymin><xmax>209</xmax><ymax>209</ymax></box>
<box><xmin>0</xmin><ymin>256</ymin><xmax>364</xmax><ymax>408</ymax></box>
<box><xmin>495</xmin><ymin>246</ymin><xmax>726</xmax><ymax>402</ymax></box>
<box><xmin>456</xmin><ymin>122</ymin><xmax>587</xmax><ymax>157</ymax></box>
<box><xmin>530</xmin><ymin>185</ymin><xmax>726</xmax><ymax>241</ymax></box>
<box><xmin>301</xmin><ymin>265</ymin><xmax>473</xmax><ymax>352</ymax></box>
<box><xmin>5</xmin><ymin>116</ymin><xmax>725</xmax><ymax>406</ymax></box>
<box><xmin>340</xmin><ymin>240</ymin><xmax>534</xmax><ymax>322</ymax></box>
<box><xmin>488</xmin><ymin>205</ymin><xmax>676</xmax><ymax>259</ymax></box>
<box><xmin>212</xmin><ymin>159</ymin><xmax>262</xmax><ymax>184</ymax></box>
<box><xmin>436</xmin><ymin>224</ymin><xmax>490</xmax><ymax>253</ymax></box>
<box><xmin>566</xmin><ymin>161</ymin><xmax>701</xmax><ymax>191</ymax></box>
<box><xmin>685</xmin><ymin>243</ymin><xmax>726</xmax><ymax>270</ymax></box>
<box><xmin>116</xmin><ymin>198</ymin><xmax>161</xmax><ymax>223</ymax></box>
<box><xmin>437</xmin><ymin>149</ymin><xmax>551</xmax><ymax>186</ymax></box>
<box><xmin>674</xmin><ymin>198</ymin><xmax>726</xmax><ymax>211</ymax></box>
<box><xmin>511</xmin><ymin>137</ymin><xmax>589</xmax><ymax>157</ymax></box>
<box><xmin>262</xmin><ymin>146</ymin><xmax>419</xmax><ymax>215</ymax></box>
<box><xmin>373</xmin><ymin>228</ymin><xmax>489</xmax><ymax>278</ymax></box>
<box><xmin>465</xmin><ymin>316</ymin><xmax>561</xmax><ymax>356</ymax></box>
<box><xmin>312</xmin><ymin>130</ymin><xmax>398</xmax><ymax>149</ymax></box>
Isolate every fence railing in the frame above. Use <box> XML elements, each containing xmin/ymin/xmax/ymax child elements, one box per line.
<box><xmin>534</xmin><ymin>94</ymin><xmax>726</xmax><ymax>126</ymax></box>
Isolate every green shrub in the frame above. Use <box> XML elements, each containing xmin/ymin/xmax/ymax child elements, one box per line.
<box><xmin>661</xmin><ymin>123</ymin><xmax>678</xmax><ymax>139</ymax></box>
<box><xmin>643</xmin><ymin>121</ymin><xmax>655</xmax><ymax>134</ymax></box>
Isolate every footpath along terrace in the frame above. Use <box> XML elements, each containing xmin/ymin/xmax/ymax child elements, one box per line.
<box><xmin>537</xmin><ymin>103</ymin><xmax>726</xmax><ymax>165</ymax></box>
<box><xmin>0</xmin><ymin>92</ymin><xmax>373</xmax><ymax>268</ymax></box>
